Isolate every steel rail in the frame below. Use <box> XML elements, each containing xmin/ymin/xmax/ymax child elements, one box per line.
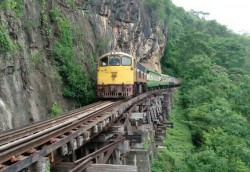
<box><xmin>0</xmin><ymin>101</ymin><xmax>115</xmax><ymax>152</ymax></box>
<box><xmin>0</xmin><ymin>101</ymin><xmax>110</xmax><ymax>146</ymax></box>
<box><xmin>0</xmin><ymin>101</ymin><xmax>105</xmax><ymax>138</ymax></box>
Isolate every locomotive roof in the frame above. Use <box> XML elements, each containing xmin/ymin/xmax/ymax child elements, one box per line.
<box><xmin>99</xmin><ymin>52</ymin><xmax>134</xmax><ymax>59</ymax></box>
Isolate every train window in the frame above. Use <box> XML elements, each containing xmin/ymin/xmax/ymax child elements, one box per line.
<box><xmin>109</xmin><ymin>56</ymin><xmax>120</xmax><ymax>66</ymax></box>
<box><xmin>121</xmin><ymin>56</ymin><xmax>132</xmax><ymax>66</ymax></box>
<box><xmin>100</xmin><ymin>56</ymin><xmax>108</xmax><ymax>66</ymax></box>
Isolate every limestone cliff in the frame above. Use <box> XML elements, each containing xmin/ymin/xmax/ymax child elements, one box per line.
<box><xmin>0</xmin><ymin>0</ymin><xmax>167</xmax><ymax>131</ymax></box>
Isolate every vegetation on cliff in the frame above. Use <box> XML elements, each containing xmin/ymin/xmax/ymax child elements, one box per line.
<box><xmin>153</xmin><ymin>0</ymin><xmax>250</xmax><ymax>171</ymax></box>
<box><xmin>0</xmin><ymin>25</ymin><xmax>13</xmax><ymax>53</ymax></box>
<box><xmin>1</xmin><ymin>0</ymin><xmax>96</xmax><ymax>108</ymax></box>
<box><xmin>52</xmin><ymin>15</ymin><xmax>95</xmax><ymax>105</ymax></box>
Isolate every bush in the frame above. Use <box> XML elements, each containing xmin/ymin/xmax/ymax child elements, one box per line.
<box><xmin>0</xmin><ymin>26</ymin><xmax>13</xmax><ymax>53</ymax></box>
<box><xmin>49</xmin><ymin>8</ymin><xmax>60</xmax><ymax>23</ymax></box>
<box><xmin>49</xmin><ymin>102</ymin><xmax>62</xmax><ymax>117</ymax></box>
<box><xmin>53</xmin><ymin>17</ymin><xmax>96</xmax><ymax>105</ymax></box>
<box><xmin>1</xmin><ymin>0</ymin><xmax>24</xmax><ymax>17</ymax></box>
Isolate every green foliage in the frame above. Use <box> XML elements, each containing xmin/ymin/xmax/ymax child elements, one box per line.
<box><xmin>0</xmin><ymin>0</ymin><xmax>24</xmax><ymax>17</ymax></box>
<box><xmin>157</xmin><ymin>1</ymin><xmax>250</xmax><ymax>171</ymax></box>
<box><xmin>185</xmin><ymin>55</ymin><xmax>212</xmax><ymax>79</ymax></box>
<box><xmin>0</xmin><ymin>25</ymin><xmax>13</xmax><ymax>53</ymax></box>
<box><xmin>49</xmin><ymin>8</ymin><xmax>60</xmax><ymax>23</ymax></box>
<box><xmin>143</xmin><ymin>136</ymin><xmax>151</xmax><ymax>150</ymax></box>
<box><xmin>23</xmin><ymin>19</ymin><xmax>36</xmax><ymax>29</ymax></box>
<box><xmin>34</xmin><ymin>0</ymin><xmax>43</xmax><ymax>4</ymax></box>
<box><xmin>45</xmin><ymin>158</ymin><xmax>51</xmax><ymax>172</ymax></box>
<box><xmin>40</xmin><ymin>0</ymin><xmax>52</xmax><ymax>40</ymax></box>
<box><xmin>53</xmin><ymin>16</ymin><xmax>96</xmax><ymax>105</ymax></box>
<box><xmin>65</xmin><ymin>0</ymin><xmax>74</xmax><ymax>7</ymax></box>
<box><xmin>49</xmin><ymin>102</ymin><xmax>62</xmax><ymax>117</ymax></box>
<box><xmin>152</xmin><ymin>159</ymin><xmax>165</xmax><ymax>172</ymax></box>
<box><xmin>29</xmin><ymin>52</ymin><xmax>43</xmax><ymax>71</ymax></box>
<box><xmin>211</xmin><ymin>37</ymin><xmax>247</xmax><ymax>69</ymax></box>
<box><xmin>231</xmin><ymin>75</ymin><xmax>250</xmax><ymax>120</ymax></box>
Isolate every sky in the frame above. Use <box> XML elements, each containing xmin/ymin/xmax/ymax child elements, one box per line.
<box><xmin>171</xmin><ymin>0</ymin><xmax>250</xmax><ymax>34</ymax></box>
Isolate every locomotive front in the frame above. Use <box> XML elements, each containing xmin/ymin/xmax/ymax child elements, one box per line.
<box><xmin>97</xmin><ymin>52</ymin><xmax>135</xmax><ymax>98</ymax></box>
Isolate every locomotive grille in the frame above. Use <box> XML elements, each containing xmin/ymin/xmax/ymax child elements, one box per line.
<box><xmin>111</xmin><ymin>72</ymin><xmax>117</xmax><ymax>79</ymax></box>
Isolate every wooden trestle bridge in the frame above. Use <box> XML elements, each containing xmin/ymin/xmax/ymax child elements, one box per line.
<box><xmin>0</xmin><ymin>88</ymin><xmax>174</xmax><ymax>172</ymax></box>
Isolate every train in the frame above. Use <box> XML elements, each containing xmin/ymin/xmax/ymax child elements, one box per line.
<box><xmin>97</xmin><ymin>52</ymin><xmax>180</xmax><ymax>98</ymax></box>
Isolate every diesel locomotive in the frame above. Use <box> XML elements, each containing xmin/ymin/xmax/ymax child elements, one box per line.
<box><xmin>97</xmin><ymin>52</ymin><xmax>179</xmax><ymax>98</ymax></box>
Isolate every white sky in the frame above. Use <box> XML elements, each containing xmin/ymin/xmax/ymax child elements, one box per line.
<box><xmin>171</xmin><ymin>0</ymin><xmax>250</xmax><ymax>34</ymax></box>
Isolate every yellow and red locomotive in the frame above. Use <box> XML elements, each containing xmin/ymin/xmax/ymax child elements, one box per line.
<box><xmin>97</xmin><ymin>52</ymin><xmax>147</xmax><ymax>98</ymax></box>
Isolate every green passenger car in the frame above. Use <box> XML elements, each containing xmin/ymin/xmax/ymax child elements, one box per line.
<box><xmin>146</xmin><ymin>68</ymin><xmax>162</xmax><ymax>88</ymax></box>
<box><xmin>160</xmin><ymin>74</ymin><xmax>170</xmax><ymax>87</ymax></box>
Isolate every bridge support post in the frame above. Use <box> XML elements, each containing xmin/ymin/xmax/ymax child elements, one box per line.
<box><xmin>162</xmin><ymin>90</ymin><xmax>173</xmax><ymax>120</ymax></box>
<box><xmin>29</xmin><ymin>157</ymin><xmax>50</xmax><ymax>172</ymax></box>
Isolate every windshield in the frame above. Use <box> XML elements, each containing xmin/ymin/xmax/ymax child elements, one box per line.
<box><xmin>109</xmin><ymin>56</ymin><xmax>120</xmax><ymax>66</ymax></box>
<box><xmin>99</xmin><ymin>55</ymin><xmax>132</xmax><ymax>66</ymax></box>
<box><xmin>121</xmin><ymin>56</ymin><xmax>132</xmax><ymax>66</ymax></box>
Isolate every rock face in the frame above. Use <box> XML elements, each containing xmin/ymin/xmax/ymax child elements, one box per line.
<box><xmin>90</xmin><ymin>0</ymin><xmax>167</xmax><ymax>70</ymax></box>
<box><xmin>0</xmin><ymin>0</ymin><xmax>167</xmax><ymax>131</ymax></box>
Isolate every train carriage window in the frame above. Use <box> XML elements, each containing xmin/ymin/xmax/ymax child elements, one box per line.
<box><xmin>100</xmin><ymin>56</ymin><xmax>108</xmax><ymax>66</ymax></box>
<box><xmin>110</xmin><ymin>56</ymin><xmax>120</xmax><ymax>66</ymax></box>
<box><xmin>121</xmin><ymin>56</ymin><xmax>132</xmax><ymax>66</ymax></box>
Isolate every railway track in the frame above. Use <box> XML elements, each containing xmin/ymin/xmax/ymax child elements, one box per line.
<box><xmin>0</xmin><ymin>100</ymin><xmax>124</xmax><ymax>166</ymax></box>
<box><xmin>0</xmin><ymin>101</ymin><xmax>110</xmax><ymax>146</ymax></box>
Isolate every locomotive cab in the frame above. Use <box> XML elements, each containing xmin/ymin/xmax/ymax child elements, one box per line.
<box><xmin>97</xmin><ymin>52</ymin><xmax>135</xmax><ymax>98</ymax></box>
